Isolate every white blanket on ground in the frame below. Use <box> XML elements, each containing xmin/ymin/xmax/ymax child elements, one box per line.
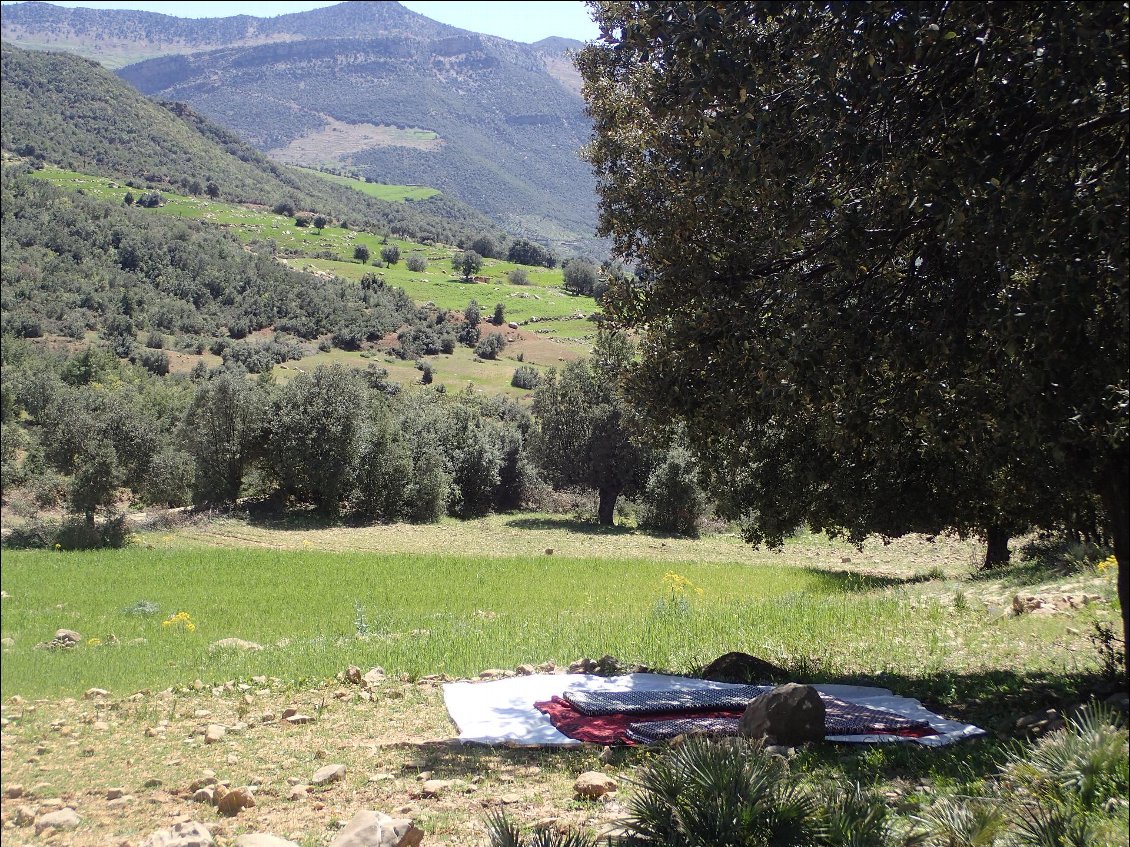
<box><xmin>441</xmin><ymin>673</ymin><xmax>986</xmax><ymax>747</ymax></box>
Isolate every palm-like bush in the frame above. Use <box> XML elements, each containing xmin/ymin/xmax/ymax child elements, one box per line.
<box><xmin>1004</xmin><ymin>704</ymin><xmax>1128</xmax><ymax>809</ymax></box>
<box><xmin>911</xmin><ymin>796</ymin><xmax>1006</xmax><ymax>847</ymax></box>
<box><xmin>485</xmin><ymin>811</ymin><xmax>602</xmax><ymax>847</ymax></box>
<box><xmin>615</xmin><ymin>737</ymin><xmax>817</xmax><ymax>846</ymax></box>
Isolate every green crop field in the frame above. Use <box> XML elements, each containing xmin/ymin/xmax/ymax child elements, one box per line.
<box><xmin>0</xmin><ymin>532</ymin><xmax>1110</xmax><ymax>700</ymax></box>
<box><xmin>295</xmin><ymin>167</ymin><xmax>441</xmax><ymax>201</ymax></box>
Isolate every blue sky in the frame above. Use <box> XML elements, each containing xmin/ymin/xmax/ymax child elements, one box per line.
<box><xmin>0</xmin><ymin>1</ymin><xmax>602</xmax><ymax>43</ymax></box>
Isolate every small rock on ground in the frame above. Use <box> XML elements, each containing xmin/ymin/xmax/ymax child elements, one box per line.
<box><xmin>330</xmin><ymin>810</ymin><xmax>423</xmax><ymax>847</ymax></box>
<box><xmin>35</xmin><ymin>808</ymin><xmax>81</xmax><ymax>834</ymax></box>
<box><xmin>312</xmin><ymin>763</ymin><xmax>347</xmax><ymax>785</ymax></box>
<box><xmin>139</xmin><ymin>821</ymin><xmax>215</xmax><ymax>847</ymax></box>
<box><xmin>574</xmin><ymin>771</ymin><xmax>617</xmax><ymax>799</ymax></box>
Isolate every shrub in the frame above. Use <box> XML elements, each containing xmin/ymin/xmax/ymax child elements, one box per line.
<box><xmin>638</xmin><ymin>447</ymin><xmax>709</xmax><ymax>537</ymax></box>
<box><xmin>294</xmin><ymin>215</ymin><xmax>310</xmax><ymax>228</ymax></box>
<box><xmin>507</xmin><ymin>268</ymin><xmax>530</xmax><ymax>286</ymax></box>
<box><xmin>511</xmin><ymin>365</ymin><xmax>541</xmax><ymax>390</ymax></box>
<box><xmin>493</xmin><ymin>303</ymin><xmax>505</xmax><ymax>325</ymax></box>
<box><xmin>563</xmin><ymin>258</ymin><xmax>600</xmax><ymax>295</ymax></box>
<box><xmin>406</xmin><ymin>253</ymin><xmax>428</xmax><ymax>272</ymax></box>
<box><xmin>380</xmin><ymin>244</ymin><xmax>401</xmax><ymax>265</ymax></box>
<box><xmin>271</xmin><ymin>200</ymin><xmax>296</xmax><ymax>217</ymax></box>
<box><xmin>143</xmin><ymin>448</ymin><xmax>195</xmax><ymax>508</ymax></box>
<box><xmin>353</xmin><ymin>244</ymin><xmax>371</xmax><ymax>264</ymax></box>
<box><xmin>312</xmin><ymin>215</ymin><xmax>328</xmax><ymax>229</ymax></box>
<box><xmin>1</xmin><ymin>518</ymin><xmax>58</xmax><ymax>550</ymax></box>
<box><xmin>474</xmin><ymin>333</ymin><xmax>507</xmax><ymax>360</ymax></box>
<box><xmin>134</xmin><ymin>347</ymin><xmax>170</xmax><ymax>376</ymax></box>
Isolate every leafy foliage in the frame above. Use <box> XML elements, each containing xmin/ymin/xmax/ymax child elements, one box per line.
<box><xmin>578</xmin><ymin>1</ymin><xmax>1129</xmax><ymax>648</ymax></box>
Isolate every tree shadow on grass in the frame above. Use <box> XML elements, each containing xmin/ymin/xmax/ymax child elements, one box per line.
<box><xmin>504</xmin><ymin>515</ymin><xmax>638</xmax><ymax>537</ymax></box>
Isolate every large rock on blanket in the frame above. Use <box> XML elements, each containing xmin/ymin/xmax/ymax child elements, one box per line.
<box><xmin>739</xmin><ymin>683</ymin><xmax>825</xmax><ymax>745</ymax></box>
<box><xmin>701</xmin><ymin>651</ymin><xmax>787</xmax><ymax>683</ymax></box>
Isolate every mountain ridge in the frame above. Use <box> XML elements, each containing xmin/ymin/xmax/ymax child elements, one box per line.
<box><xmin>1</xmin><ymin>1</ymin><xmax>600</xmax><ymax>252</ymax></box>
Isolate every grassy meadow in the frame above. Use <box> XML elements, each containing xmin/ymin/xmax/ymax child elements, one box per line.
<box><xmin>295</xmin><ymin>166</ymin><xmax>441</xmax><ymax>201</ymax></box>
<box><xmin>0</xmin><ymin>519</ymin><xmax>1124</xmax><ymax>846</ymax></box>
<box><xmin>0</xmin><ymin>521</ymin><xmax>1116</xmax><ymax>702</ymax></box>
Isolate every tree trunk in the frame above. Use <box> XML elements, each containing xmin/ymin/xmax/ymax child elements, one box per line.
<box><xmin>597</xmin><ymin>488</ymin><xmax>617</xmax><ymax>526</ymax></box>
<box><xmin>1099</xmin><ymin>464</ymin><xmax>1129</xmax><ymax>681</ymax></box>
<box><xmin>982</xmin><ymin>525</ymin><xmax>1011</xmax><ymax>569</ymax></box>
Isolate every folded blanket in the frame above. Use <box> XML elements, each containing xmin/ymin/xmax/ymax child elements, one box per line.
<box><xmin>562</xmin><ymin>684</ymin><xmax>772</xmax><ymax>715</ymax></box>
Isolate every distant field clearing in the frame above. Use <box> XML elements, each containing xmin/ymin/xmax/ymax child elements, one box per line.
<box><xmin>296</xmin><ymin>166</ymin><xmax>440</xmax><ymax>201</ymax></box>
<box><xmin>269</xmin><ymin>117</ymin><xmax>442</xmax><ymax>164</ymax></box>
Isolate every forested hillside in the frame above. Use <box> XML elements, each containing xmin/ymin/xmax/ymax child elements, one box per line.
<box><xmin>0</xmin><ymin>42</ymin><xmax>504</xmax><ymax>246</ymax></box>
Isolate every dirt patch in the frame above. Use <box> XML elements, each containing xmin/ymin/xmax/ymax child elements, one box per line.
<box><xmin>0</xmin><ymin>676</ymin><xmax>623</xmax><ymax>845</ymax></box>
<box><xmin>269</xmin><ymin>118</ymin><xmax>442</xmax><ymax>165</ymax></box>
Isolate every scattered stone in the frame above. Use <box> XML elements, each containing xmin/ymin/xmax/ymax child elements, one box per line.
<box><xmin>536</xmin><ymin>661</ymin><xmax>557</xmax><ymax>673</ymax></box>
<box><xmin>143</xmin><ymin>777</ymin><xmax>164</xmax><ymax>788</ymax></box>
<box><xmin>261</xmin><ymin>712</ymin><xmax>276</xmax><ymax>723</ymax></box>
<box><xmin>416</xmin><ymin>779</ymin><xmax>452</xmax><ymax>799</ymax></box>
<box><xmin>188</xmin><ymin>776</ymin><xmax>218</xmax><ymax>792</ymax></box>
<box><xmin>361</xmin><ymin>668</ymin><xmax>386</xmax><ymax>689</ymax></box>
<box><xmin>5</xmin><ymin>783</ymin><xmax>25</xmax><ymax>798</ymax></box>
<box><xmin>35</xmin><ymin>808</ymin><xmax>81</xmax><ymax>834</ymax></box>
<box><xmin>139</xmin><ymin>821</ymin><xmax>215</xmax><ymax>847</ymax></box>
<box><xmin>93</xmin><ymin>720</ymin><xmax>110</xmax><ymax>731</ymax></box>
<box><xmin>599</xmin><ymin>746</ymin><xmax>615</xmax><ymax>764</ymax></box>
<box><xmin>569</xmin><ymin>658</ymin><xmax>597</xmax><ymax>674</ymax></box>
<box><xmin>208</xmin><ymin>638</ymin><xmax>263</xmax><ymax>652</ymax></box>
<box><xmin>217</xmin><ymin>786</ymin><xmax>255</xmax><ymax>816</ymax></box>
<box><xmin>204</xmin><ymin>724</ymin><xmax>226</xmax><ymax>744</ymax></box>
<box><xmin>284</xmin><ymin>713</ymin><xmax>314</xmax><ymax>725</ymax></box>
<box><xmin>193</xmin><ymin>710</ymin><xmax>211</xmax><ymax>719</ymax></box>
<box><xmin>312</xmin><ymin>764</ymin><xmax>347</xmax><ymax>786</ymax></box>
<box><xmin>84</xmin><ymin>687</ymin><xmax>110</xmax><ymax>699</ymax></box>
<box><xmin>13</xmin><ymin>805</ymin><xmax>37</xmax><ymax>826</ymax></box>
<box><xmin>514</xmin><ymin>664</ymin><xmax>536</xmax><ymax>676</ymax></box>
<box><xmin>233</xmin><ymin>836</ymin><xmax>299</xmax><ymax>847</ymax></box>
<box><xmin>106</xmin><ymin>787</ymin><xmax>125</xmax><ymax>800</ymax></box>
<box><xmin>329</xmin><ymin>810</ymin><xmax>424</xmax><ymax>847</ymax></box>
<box><xmin>740</xmin><ymin>684</ymin><xmax>826</xmax><ymax>745</ymax></box>
<box><xmin>573</xmin><ymin>771</ymin><xmax>617</xmax><ymax>799</ymax></box>
<box><xmin>345</xmin><ymin>666</ymin><xmax>363</xmax><ymax>685</ymax></box>
<box><xmin>280</xmin><ymin>707</ymin><xmax>299</xmax><ymax>719</ymax></box>
<box><xmin>544</xmin><ymin>548</ymin><xmax>554</xmax><ymax>555</ymax></box>
<box><xmin>0</xmin><ymin>637</ymin><xmax>14</xmax><ymax>648</ymax></box>
<box><xmin>498</xmin><ymin>792</ymin><xmax>523</xmax><ymax>805</ymax></box>
<box><xmin>478</xmin><ymin>669</ymin><xmax>512</xmax><ymax>680</ymax></box>
<box><xmin>192</xmin><ymin>788</ymin><xmax>215</xmax><ymax>804</ymax></box>
<box><xmin>533</xmin><ymin>818</ymin><xmax>560</xmax><ymax>832</ymax></box>
<box><xmin>287</xmin><ymin>784</ymin><xmax>310</xmax><ymax>801</ymax></box>
<box><xmin>1015</xmin><ymin>708</ymin><xmax>1065</xmax><ymax>737</ymax></box>
<box><xmin>701</xmin><ymin>651</ymin><xmax>788</xmax><ymax>683</ymax></box>
<box><xmin>55</xmin><ymin>629</ymin><xmax>82</xmax><ymax>644</ymax></box>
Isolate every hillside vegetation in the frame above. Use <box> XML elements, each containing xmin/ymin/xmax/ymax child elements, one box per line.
<box><xmin>0</xmin><ymin>42</ymin><xmax>503</xmax><ymax>247</ymax></box>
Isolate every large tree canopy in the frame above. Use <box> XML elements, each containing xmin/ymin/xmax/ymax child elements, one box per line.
<box><xmin>578</xmin><ymin>2</ymin><xmax>1128</xmax><ymax>654</ymax></box>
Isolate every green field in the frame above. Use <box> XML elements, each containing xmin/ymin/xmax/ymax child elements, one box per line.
<box><xmin>296</xmin><ymin>167</ymin><xmax>440</xmax><ymax>201</ymax></box>
<box><xmin>0</xmin><ymin>533</ymin><xmax>1109</xmax><ymax>700</ymax></box>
